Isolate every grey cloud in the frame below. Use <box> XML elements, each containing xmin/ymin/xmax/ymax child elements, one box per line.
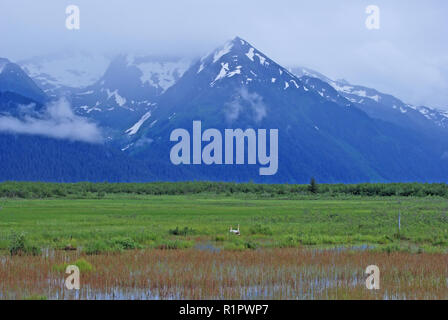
<box><xmin>0</xmin><ymin>98</ymin><xmax>103</xmax><ymax>143</ymax></box>
<box><xmin>1</xmin><ymin>0</ymin><xmax>447</xmax><ymax>108</ymax></box>
<box><xmin>225</xmin><ymin>88</ymin><xmax>267</xmax><ymax>123</ymax></box>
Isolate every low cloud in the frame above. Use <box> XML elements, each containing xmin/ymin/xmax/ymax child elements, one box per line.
<box><xmin>0</xmin><ymin>98</ymin><xmax>103</xmax><ymax>143</ymax></box>
<box><xmin>349</xmin><ymin>41</ymin><xmax>448</xmax><ymax>108</ymax></box>
<box><xmin>225</xmin><ymin>88</ymin><xmax>267</xmax><ymax>123</ymax></box>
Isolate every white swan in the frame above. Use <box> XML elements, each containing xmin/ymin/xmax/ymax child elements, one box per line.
<box><xmin>229</xmin><ymin>224</ymin><xmax>240</xmax><ymax>235</ymax></box>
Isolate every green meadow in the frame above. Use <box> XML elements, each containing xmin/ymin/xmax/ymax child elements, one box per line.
<box><xmin>1</xmin><ymin>192</ymin><xmax>448</xmax><ymax>254</ymax></box>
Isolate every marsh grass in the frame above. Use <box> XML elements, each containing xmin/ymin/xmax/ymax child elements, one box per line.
<box><xmin>1</xmin><ymin>248</ymin><xmax>447</xmax><ymax>300</ymax></box>
<box><xmin>1</xmin><ymin>194</ymin><xmax>448</xmax><ymax>299</ymax></box>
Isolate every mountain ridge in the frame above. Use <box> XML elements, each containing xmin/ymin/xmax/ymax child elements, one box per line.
<box><xmin>1</xmin><ymin>37</ymin><xmax>448</xmax><ymax>183</ymax></box>
<box><xmin>124</xmin><ymin>37</ymin><xmax>448</xmax><ymax>183</ymax></box>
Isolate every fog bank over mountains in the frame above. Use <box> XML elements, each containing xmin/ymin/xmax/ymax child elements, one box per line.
<box><xmin>1</xmin><ymin>0</ymin><xmax>447</xmax><ymax>109</ymax></box>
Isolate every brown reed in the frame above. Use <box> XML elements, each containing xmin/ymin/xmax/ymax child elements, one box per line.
<box><xmin>1</xmin><ymin>248</ymin><xmax>447</xmax><ymax>300</ymax></box>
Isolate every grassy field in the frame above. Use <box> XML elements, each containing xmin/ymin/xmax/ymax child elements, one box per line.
<box><xmin>1</xmin><ymin>193</ymin><xmax>448</xmax><ymax>299</ymax></box>
<box><xmin>1</xmin><ymin>194</ymin><xmax>448</xmax><ymax>253</ymax></box>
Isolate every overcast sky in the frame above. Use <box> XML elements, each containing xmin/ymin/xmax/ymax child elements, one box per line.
<box><xmin>1</xmin><ymin>0</ymin><xmax>447</xmax><ymax>108</ymax></box>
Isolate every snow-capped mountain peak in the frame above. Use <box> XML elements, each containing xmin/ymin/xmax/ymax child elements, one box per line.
<box><xmin>196</xmin><ymin>37</ymin><xmax>307</xmax><ymax>92</ymax></box>
<box><xmin>18</xmin><ymin>52</ymin><xmax>111</xmax><ymax>91</ymax></box>
<box><xmin>66</xmin><ymin>54</ymin><xmax>190</xmax><ymax>132</ymax></box>
<box><xmin>290</xmin><ymin>66</ymin><xmax>448</xmax><ymax>130</ymax></box>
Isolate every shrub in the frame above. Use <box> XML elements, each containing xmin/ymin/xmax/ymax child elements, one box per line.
<box><xmin>215</xmin><ymin>235</ymin><xmax>225</xmax><ymax>242</ymax></box>
<box><xmin>223</xmin><ymin>242</ymin><xmax>245</xmax><ymax>251</ymax></box>
<box><xmin>380</xmin><ymin>243</ymin><xmax>405</xmax><ymax>254</ymax></box>
<box><xmin>8</xmin><ymin>232</ymin><xmax>41</xmax><ymax>256</ymax></box>
<box><xmin>97</xmin><ymin>191</ymin><xmax>106</xmax><ymax>199</ymax></box>
<box><xmin>155</xmin><ymin>240</ymin><xmax>193</xmax><ymax>250</ymax></box>
<box><xmin>53</xmin><ymin>258</ymin><xmax>94</xmax><ymax>272</ymax></box>
<box><xmin>8</xmin><ymin>231</ymin><xmax>26</xmax><ymax>256</ymax></box>
<box><xmin>111</xmin><ymin>237</ymin><xmax>141</xmax><ymax>250</ymax></box>
<box><xmin>84</xmin><ymin>237</ymin><xmax>142</xmax><ymax>254</ymax></box>
<box><xmin>84</xmin><ymin>240</ymin><xmax>109</xmax><ymax>255</ymax></box>
<box><xmin>168</xmin><ymin>226</ymin><xmax>195</xmax><ymax>236</ymax></box>
<box><xmin>244</xmin><ymin>241</ymin><xmax>258</xmax><ymax>250</ymax></box>
<box><xmin>277</xmin><ymin>236</ymin><xmax>300</xmax><ymax>248</ymax></box>
<box><xmin>73</xmin><ymin>258</ymin><xmax>94</xmax><ymax>272</ymax></box>
<box><xmin>25</xmin><ymin>245</ymin><xmax>41</xmax><ymax>256</ymax></box>
<box><xmin>249</xmin><ymin>223</ymin><xmax>273</xmax><ymax>235</ymax></box>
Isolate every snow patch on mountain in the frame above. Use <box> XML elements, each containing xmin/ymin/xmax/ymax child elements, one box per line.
<box><xmin>211</xmin><ymin>63</ymin><xmax>243</xmax><ymax>86</ymax></box>
<box><xmin>77</xmin><ymin>90</ymin><xmax>94</xmax><ymax>96</ymax></box>
<box><xmin>121</xmin><ymin>143</ymin><xmax>134</xmax><ymax>151</ymax></box>
<box><xmin>246</xmin><ymin>48</ymin><xmax>255</xmax><ymax>61</ymax></box>
<box><xmin>19</xmin><ymin>53</ymin><xmax>110</xmax><ymax>89</ymax></box>
<box><xmin>331</xmin><ymin>82</ymin><xmax>354</xmax><ymax>93</ymax></box>
<box><xmin>214</xmin><ymin>63</ymin><xmax>230</xmax><ymax>82</ymax></box>
<box><xmin>197</xmin><ymin>63</ymin><xmax>205</xmax><ymax>74</ymax></box>
<box><xmin>80</xmin><ymin>105</ymin><xmax>102</xmax><ymax>114</ymax></box>
<box><xmin>213</xmin><ymin>41</ymin><xmax>234</xmax><ymax>63</ymax></box>
<box><xmin>227</xmin><ymin>66</ymin><xmax>242</xmax><ymax>77</ymax></box>
<box><xmin>290</xmin><ymin>80</ymin><xmax>300</xmax><ymax>89</ymax></box>
<box><xmin>137</xmin><ymin>60</ymin><xmax>190</xmax><ymax>92</ymax></box>
<box><xmin>255</xmin><ymin>53</ymin><xmax>267</xmax><ymax>66</ymax></box>
<box><xmin>106</xmin><ymin>89</ymin><xmax>126</xmax><ymax>107</ymax></box>
<box><xmin>370</xmin><ymin>95</ymin><xmax>380</xmax><ymax>102</ymax></box>
<box><xmin>121</xmin><ymin>55</ymin><xmax>191</xmax><ymax>93</ymax></box>
<box><xmin>415</xmin><ymin>106</ymin><xmax>448</xmax><ymax>126</ymax></box>
<box><xmin>126</xmin><ymin>111</ymin><xmax>152</xmax><ymax>135</ymax></box>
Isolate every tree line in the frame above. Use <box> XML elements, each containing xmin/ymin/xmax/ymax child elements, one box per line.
<box><xmin>0</xmin><ymin>180</ymin><xmax>447</xmax><ymax>199</ymax></box>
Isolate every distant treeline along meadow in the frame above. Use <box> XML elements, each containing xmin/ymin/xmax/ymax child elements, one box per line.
<box><xmin>1</xmin><ymin>181</ymin><xmax>448</xmax><ymax>198</ymax></box>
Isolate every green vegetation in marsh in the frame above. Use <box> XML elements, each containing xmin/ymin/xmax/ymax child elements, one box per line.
<box><xmin>8</xmin><ymin>231</ymin><xmax>41</xmax><ymax>256</ymax></box>
<box><xmin>1</xmin><ymin>193</ymin><xmax>448</xmax><ymax>254</ymax></box>
<box><xmin>52</xmin><ymin>258</ymin><xmax>94</xmax><ymax>272</ymax></box>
